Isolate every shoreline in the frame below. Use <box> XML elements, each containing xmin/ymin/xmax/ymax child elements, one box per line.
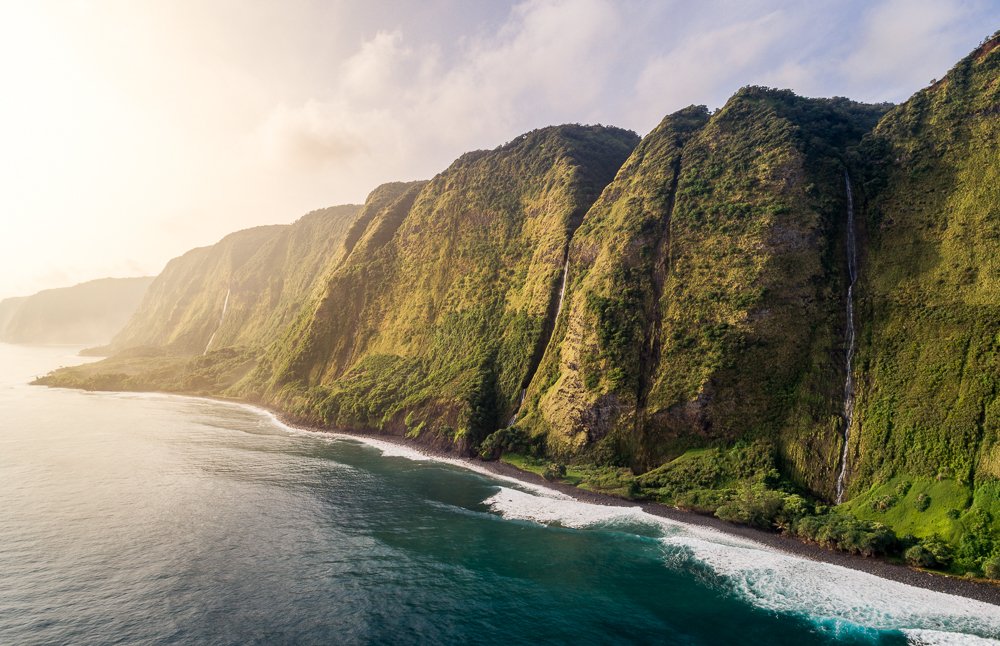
<box><xmin>247</xmin><ymin>401</ymin><xmax>1000</xmax><ymax>607</ymax></box>
<box><xmin>49</xmin><ymin>384</ymin><xmax>1000</xmax><ymax>607</ymax></box>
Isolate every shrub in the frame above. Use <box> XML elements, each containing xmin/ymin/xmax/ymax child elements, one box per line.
<box><xmin>716</xmin><ymin>482</ymin><xmax>785</xmax><ymax>529</ymax></box>
<box><xmin>984</xmin><ymin>556</ymin><xmax>1000</xmax><ymax>580</ymax></box>
<box><xmin>914</xmin><ymin>493</ymin><xmax>931</xmax><ymax>512</ymax></box>
<box><xmin>543</xmin><ymin>463</ymin><xmax>566</xmax><ymax>481</ymax></box>
<box><xmin>714</xmin><ymin>483</ymin><xmax>813</xmax><ymax>531</ymax></box>
<box><xmin>794</xmin><ymin>514</ymin><xmax>896</xmax><ymax>557</ymax></box>
<box><xmin>906</xmin><ymin>535</ymin><xmax>954</xmax><ymax>568</ymax></box>
<box><xmin>905</xmin><ymin>545</ymin><xmax>937</xmax><ymax>568</ymax></box>
<box><xmin>871</xmin><ymin>495</ymin><xmax>898</xmax><ymax>512</ymax></box>
<box><xmin>479</xmin><ymin>425</ymin><xmax>539</xmax><ymax>460</ymax></box>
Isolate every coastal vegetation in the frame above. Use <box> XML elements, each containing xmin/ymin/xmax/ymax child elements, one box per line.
<box><xmin>36</xmin><ymin>33</ymin><xmax>1000</xmax><ymax>580</ymax></box>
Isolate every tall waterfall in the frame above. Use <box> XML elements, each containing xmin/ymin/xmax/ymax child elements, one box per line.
<box><xmin>508</xmin><ymin>258</ymin><xmax>571</xmax><ymax>426</ymax></box>
<box><xmin>835</xmin><ymin>173</ymin><xmax>858</xmax><ymax>504</ymax></box>
<box><xmin>203</xmin><ymin>287</ymin><xmax>231</xmax><ymax>355</ymax></box>
<box><xmin>555</xmin><ymin>257</ymin><xmax>569</xmax><ymax>321</ymax></box>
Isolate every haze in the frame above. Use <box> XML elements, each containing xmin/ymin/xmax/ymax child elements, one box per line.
<box><xmin>1</xmin><ymin>0</ymin><xmax>996</xmax><ymax>300</ymax></box>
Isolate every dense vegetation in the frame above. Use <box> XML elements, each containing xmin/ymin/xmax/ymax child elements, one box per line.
<box><xmin>37</xmin><ymin>34</ymin><xmax>1000</xmax><ymax>580</ymax></box>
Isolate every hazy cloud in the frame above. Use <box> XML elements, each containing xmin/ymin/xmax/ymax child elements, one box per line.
<box><xmin>2</xmin><ymin>0</ymin><xmax>997</xmax><ymax>298</ymax></box>
<box><xmin>843</xmin><ymin>0</ymin><xmax>978</xmax><ymax>98</ymax></box>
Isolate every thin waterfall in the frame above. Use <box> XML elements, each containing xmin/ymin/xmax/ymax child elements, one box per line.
<box><xmin>508</xmin><ymin>257</ymin><xmax>570</xmax><ymax>426</ymax></box>
<box><xmin>555</xmin><ymin>257</ymin><xmax>570</xmax><ymax>321</ymax></box>
<box><xmin>203</xmin><ymin>287</ymin><xmax>231</xmax><ymax>355</ymax></box>
<box><xmin>835</xmin><ymin>172</ymin><xmax>858</xmax><ymax>503</ymax></box>
<box><xmin>506</xmin><ymin>389</ymin><xmax>527</xmax><ymax>427</ymax></box>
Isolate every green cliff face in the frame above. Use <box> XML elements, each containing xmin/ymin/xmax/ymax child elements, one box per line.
<box><xmin>518</xmin><ymin>93</ymin><xmax>886</xmax><ymax>501</ymax></box>
<box><xmin>243</xmin><ymin>125</ymin><xmax>641</xmax><ymax>450</ymax></box>
<box><xmin>837</xmin><ymin>35</ymin><xmax>1000</xmax><ymax>567</ymax></box>
<box><xmin>105</xmin><ymin>204</ymin><xmax>363</xmax><ymax>355</ymax></box>
<box><xmin>37</xmin><ymin>35</ymin><xmax>1000</xmax><ymax>576</ymax></box>
<box><xmin>0</xmin><ymin>277</ymin><xmax>153</xmax><ymax>345</ymax></box>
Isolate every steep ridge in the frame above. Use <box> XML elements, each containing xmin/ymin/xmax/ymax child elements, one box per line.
<box><xmin>244</xmin><ymin>125</ymin><xmax>640</xmax><ymax>449</ymax></box>
<box><xmin>246</xmin><ymin>181</ymin><xmax>428</xmax><ymax>394</ymax></box>
<box><xmin>517</xmin><ymin>94</ymin><xmax>886</xmax><ymax>500</ymax></box>
<box><xmin>516</xmin><ymin>106</ymin><xmax>709</xmax><ymax>458</ymax></box>
<box><xmin>36</xmin><ymin>35</ymin><xmax>1000</xmax><ymax>577</ymax></box>
<box><xmin>101</xmin><ymin>204</ymin><xmax>361</xmax><ymax>355</ymax></box>
<box><xmin>0</xmin><ymin>277</ymin><xmax>152</xmax><ymax>345</ymax></box>
<box><xmin>838</xmin><ymin>34</ymin><xmax>1000</xmax><ymax>555</ymax></box>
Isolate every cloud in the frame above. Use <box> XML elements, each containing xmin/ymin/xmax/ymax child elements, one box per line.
<box><xmin>842</xmin><ymin>0</ymin><xmax>977</xmax><ymax>98</ymax></box>
<box><xmin>631</xmin><ymin>11</ymin><xmax>799</xmax><ymax>122</ymax></box>
<box><xmin>253</xmin><ymin>0</ymin><xmax>624</xmax><ymax>176</ymax></box>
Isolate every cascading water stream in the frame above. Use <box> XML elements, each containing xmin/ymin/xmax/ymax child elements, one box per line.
<box><xmin>835</xmin><ymin>172</ymin><xmax>858</xmax><ymax>504</ymax></box>
<box><xmin>203</xmin><ymin>287</ymin><xmax>231</xmax><ymax>355</ymax></box>
<box><xmin>555</xmin><ymin>257</ymin><xmax>569</xmax><ymax>318</ymax></box>
<box><xmin>508</xmin><ymin>258</ymin><xmax>570</xmax><ymax>426</ymax></box>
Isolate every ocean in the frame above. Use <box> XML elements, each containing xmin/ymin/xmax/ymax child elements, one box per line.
<box><xmin>1</xmin><ymin>344</ymin><xmax>998</xmax><ymax>645</ymax></box>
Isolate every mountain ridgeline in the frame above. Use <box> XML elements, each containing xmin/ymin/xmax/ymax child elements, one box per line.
<box><xmin>0</xmin><ymin>277</ymin><xmax>153</xmax><ymax>346</ymax></box>
<box><xmin>40</xmin><ymin>35</ymin><xmax>1000</xmax><ymax>577</ymax></box>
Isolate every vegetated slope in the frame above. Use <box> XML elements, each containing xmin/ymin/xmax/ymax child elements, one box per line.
<box><xmin>0</xmin><ymin>277</ymin><xmax>153</xmax><ymax>345</ymax></box>
<box><xmin>242</xmin><ymin>125</ymin><xmax>641</xmax><ymax>450</ymax></box>
<box><xmin>36</xmin><ymin>36</ymin><xmax>1000</xmax><ymax>577</ymax></box>
<box><xmin>516</xmin><ymin>92</ymin><xmax>887</xmax><ymax>500</ymax></box>
<box><xmin>101</xmin><ymin>204</ymin><xmax>362</xmax><ymax>356</ymax></box>
<box><xmin>838</xmin><ymin>33</ymin><xmax>1000</xmax><ymax>567</ymax></box>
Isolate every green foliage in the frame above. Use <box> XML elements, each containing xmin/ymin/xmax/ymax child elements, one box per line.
<box><xmin>905</xmin><ymin>535</ymin><xmax>955</xmax><ymax>568</ymax></box>
<box><xmin>35</xmin><ymin>36</ymin><xmax>1000</xmax><ymax>577</ymax></box>
<box><xmin>984</xmin><ymin>555</ymin><xmax>1000</xmax><ymax>580</ymax></box>
<box><xmin>479</xmin><ymin>425</ymin><xmax>544</xmax><ymax>460</ymax></box>
<box><xmin>637</xmin><ymin>441</ymin><xmax>777</xmax><ymax>502</ymax></box>
<box><xmin>715</xmin><ymin>482</ymin><xmax>788</xmax><ymax>529</ymax></box>
<box><xmin>794</xmin><ymin>514</ymin><xmax>897</xmax><ymax>557</ymax></box>
<box><xmin>904</xmin><ymin>545</ymin><xmax>938</xmax><ymax>568</ymax></box>
<box><xmin>543</xmin><ymin>463</ymin><xmax>567</xmax><ymax>481</ymax></box>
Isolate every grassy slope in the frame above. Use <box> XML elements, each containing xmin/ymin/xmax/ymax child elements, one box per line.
<box><xmin>105</xmin><ymin>204</ymin><xmax>361</xmax><ymax>355</ymax></box>
<box><xmin>34</xmin><ymin>38</ymin><xmax>1000</xmax><ymax>575</ymax></box>
<box><xmin>519</xmin><ymin>92</ymin><xmax>886</xmax><ymax>499</ymax></box>
<box><xmin>840</xmin><ymin>34</ymin><xmax>1000</xmax><ymax>566</ymax></box>
<box><xmin>251</xmin><ymin>126</ymin><xmax>640</xmax><ymax>449</ymax></box>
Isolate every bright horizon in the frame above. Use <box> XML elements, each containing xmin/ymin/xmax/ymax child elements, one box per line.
<box><xmin>1</xmin><ymin>0</ymin><xmax>997</xmax><ymax>300</ymax></box>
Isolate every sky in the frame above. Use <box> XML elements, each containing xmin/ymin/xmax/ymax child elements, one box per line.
<box><xmin>0</xmin><ymin>0</ymin><xmax>997</xmax><ymax>300</ymax></box>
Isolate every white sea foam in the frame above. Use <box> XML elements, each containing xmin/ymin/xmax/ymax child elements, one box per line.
<box><xmin>95</xmin><ymin>390</ymin><xmax>1000</xmax><ymax>642</ymax></box>
<box><xmin>904</xmin><ymin>629</ymin><xmax>1000</xmax><ymax>645</ymax></box>
<box><xmin>484</xmin><ymin>485</ymin><xmax>1000</xmax><ymax>642</ymax></box>
<box><xmin>224</xmin><ymin>400</ymin><xmax>572</xmax><ymax>499</ymax></box>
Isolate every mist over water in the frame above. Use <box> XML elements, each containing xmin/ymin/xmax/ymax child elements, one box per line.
<box><xmin>0</xmin><ymin>345</ymin><xmax>997</xmax><ymax>645</ymax></box>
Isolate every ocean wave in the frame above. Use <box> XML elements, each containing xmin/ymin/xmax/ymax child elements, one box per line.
<box><xmin>904</xmin><ymin>629</ymin><xmax>1000</xmax><ymax>645</ymax></box>
<box><xmin>92</xmin><ymin>390</ymin><xmax>1000</xmax><ymax>643</ymax></box>
<box><xmin>484</xmin><ymin>485</ymin><xmax>1000</xmax><ymax>642</ymax></box>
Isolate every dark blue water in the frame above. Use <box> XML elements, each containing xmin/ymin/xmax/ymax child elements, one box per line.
<box><xmin>1</xmin><ymin>345</ymin><xmax>997</xmax><ymax>645</ymax></box>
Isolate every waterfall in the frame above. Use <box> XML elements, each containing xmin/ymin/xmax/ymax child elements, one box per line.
<box><xmin>506</xmin><ymin>389</ymin><xmax>527</xmax><ymax>427</ymax></box>
<box><xmin>835</xmin><ymin>173</ymin><xmax>858</xmax><ymax>504</ymax></box>
<box><xmin>507</xmin><ymin>257</ymin><xmax>571</xmax><ymax>426</ymax></box>
<box><xmin>203</xmin><ymin>287</ymin><xmax>231</xmax><ymax>355</ymax></box>
<box><xmin>555</xmin><ymin>257</ymin><xmax>569</xmax><ymax>321</ymax></box>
